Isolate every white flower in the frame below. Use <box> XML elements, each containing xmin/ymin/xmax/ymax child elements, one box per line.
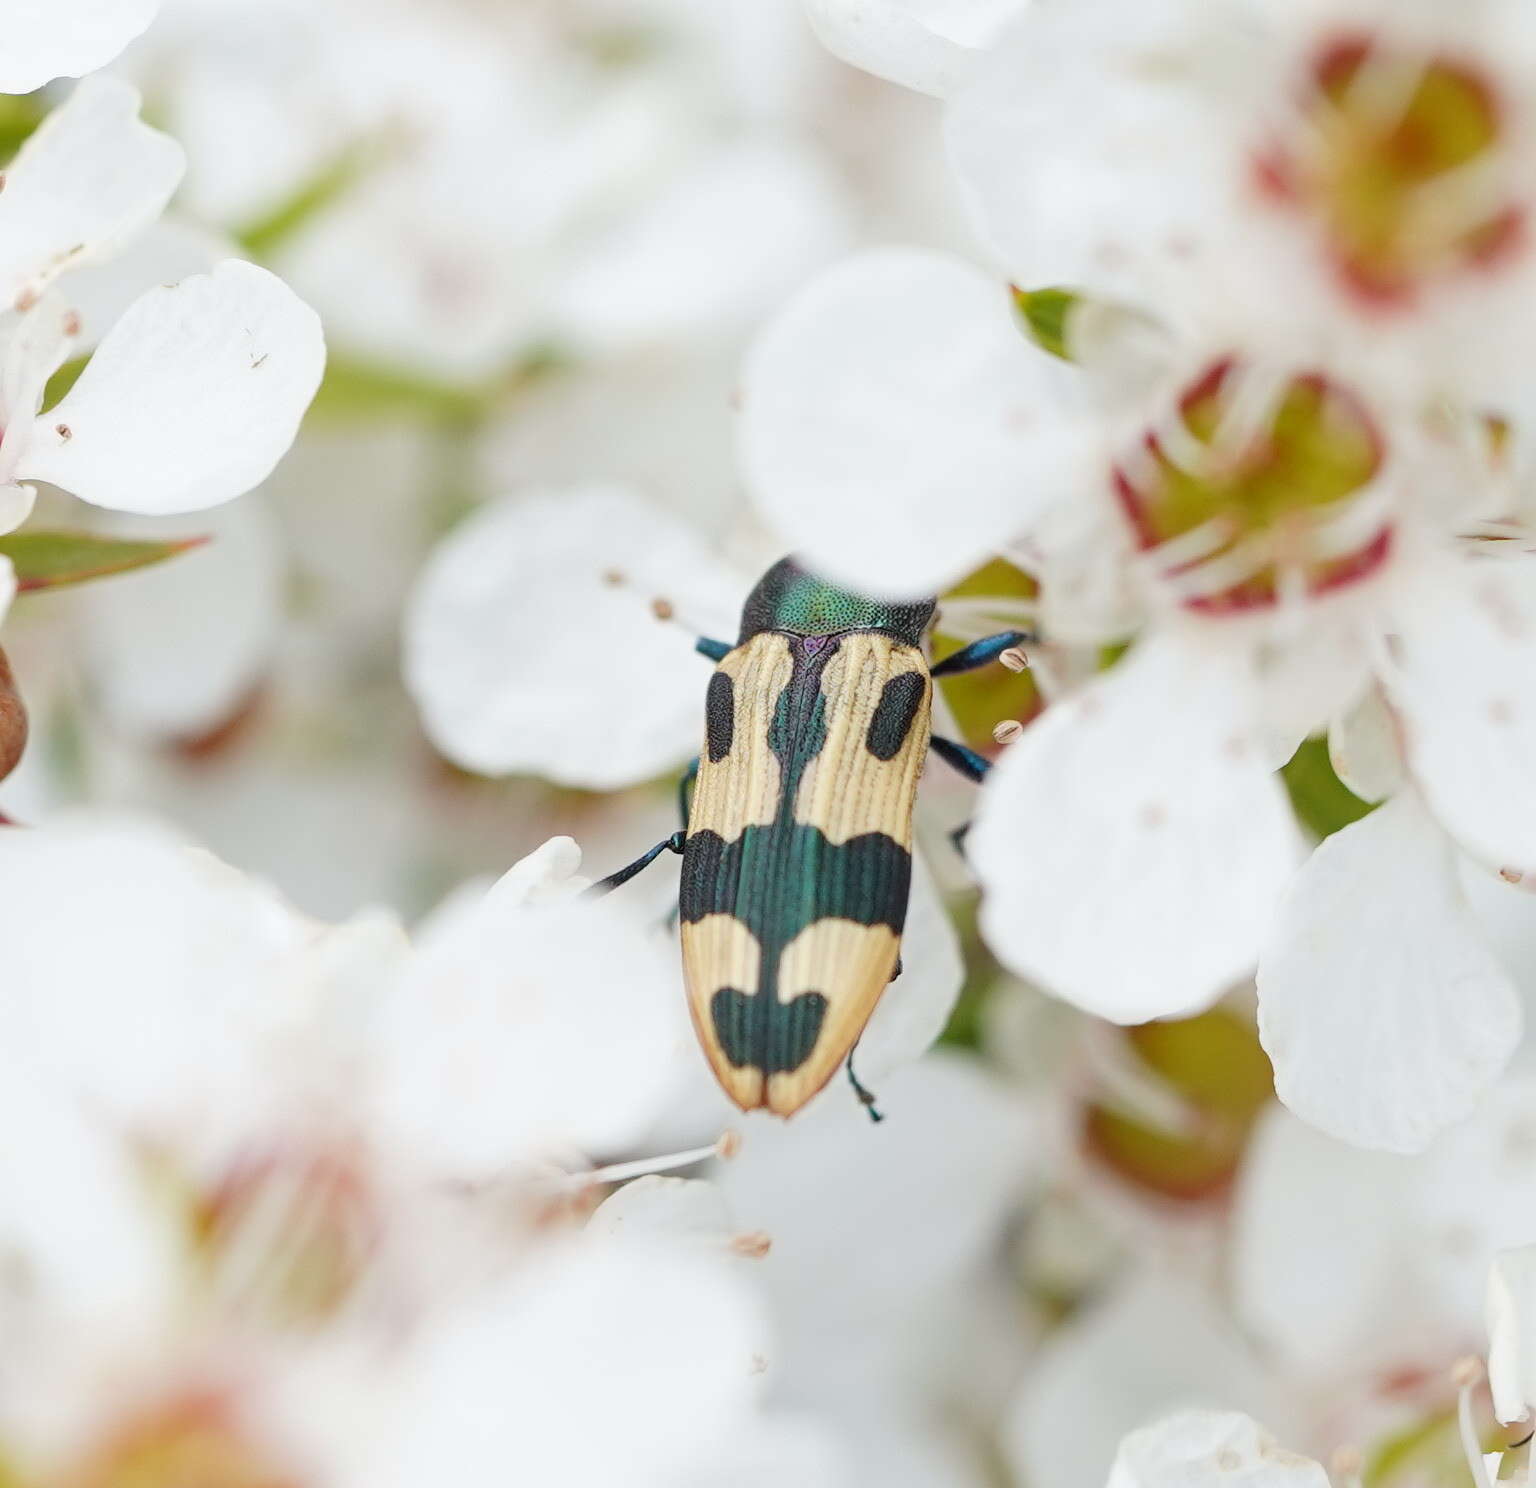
<box><xmin>0</xmin><ymin>0</ymin><xmax>159</xmax><ymax>94</ymax></box>
<box><xmin>1009</xmin><ymin>1267</ymin><xmax>1283</xmax><ymax>1488</ymax></box>
<box><xmin>0</xmin><ymin>812</ymin><xmax>319</xmax><ymax>1139</ymax></box>
<box><xmin>946</xmin><ymin>0</ymin><xmax>1536</xmax><ymax>416</ymax></box>
<box><xmin>712</xmin><ymin>1054</ymin><xmax>1037</xmax><ymax>1482</ymax></box>
<box><xmin>0</xmin><ymin>77</ymin><xmax>182</xmax><ymax>312</ymax></box>
<box><xmin>0</xmin><ymin>81</ymin><xmax>325</xmax><ymax>534</ymax></box>
<box><xmin>349</xmin><ymin>1238</ymin><xmax>772</xmax><ymax>1488</ymax></box>
<box><xmin>739</xmin><ymin>247</ymin><xmax>1088</xmax><ymax>600</ymax></box>
<box><xmin>1107</xmin><ymin>1412</ymin><xmax>1330</xmax><ymax>1488</ymax></box>
<box><xmin>144</xmin><ymin>1</ymin><xmax>848</xmax><ymax>383</ymax></box>
<box><xmin>404</xmin><ymin>485</ymin><xmax>747</xmax><ymax>790</ymax></box>
<box><xmin>368</xmin><ymin>835</ymin><xmax>692</xmax><ymax>1179</ymax></box>
<box><xmin>801</xmin><ymin>0</ymin><xmax>1027</xmax><ymax>97</ymax></box>
<box><xmin>25</xmin><ymin>260</ymin><xmax>325</xmax><ymax>519</ymax></box>
<box><xmin>969</xmin><ymin>628</ymin><xmax>1305</xmax><ymax>1023</ymax></box>
<box><xmin>1257</xmin><ymin>792</ymin><xmax>1521</xmax><ymax>1153</ymax></box>
<box><xmin>743</xmin><ymin>236</ymin><xmax>1536</xmax><ymax>1065</ymax></box>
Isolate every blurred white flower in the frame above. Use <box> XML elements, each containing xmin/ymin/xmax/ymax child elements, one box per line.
<box><xmin>348</xmin><ymin>1237</ymin><xmax>789</xmax><ymax>1488</ymax></box>
<box><xmin>802</xmin><ymin>0</ymin><xmax>1027</xmax><ymax>98</ymax></box>
<box><xmin>1233</xmin><ymin>1088</ymin><xmax>1536</xmax><ymax>1378</ymax></box>
<box><xmin>75</xmin><ymin>495</ymin><xmax>285</xmax><ymax>743</ymax></box>
<box><xmin>139</xmin><ymin>0</ymin><xmax>849</xmax><ymax>384</ymax></box>
<box><xmin>712</xmin><ymin>1053</ymin><xmax>1037</xmax><ymax>1485</ymax></box>
<box><xmin>1106</xmin><ymin>1411</ymin><xmax>1330</xmax><ymax>1488</ymax></box>
<box><xmin>404</xmin><ymin>485</ymin><xmax>746</xmax><ymax>790</ymax></box>
<box><xmin>947</xmin><ymin>0</ymin><xmax>1536</xmax><ymax>418</ymax></box>
<box><xmin>1</xmin><ymin>0</ymin><xmax>159</xmax><ymax>94</ymax></box>
<box><xmin>368</xmin><ymin>834</ymin><xmax>693</xmax><ymax>1179</ymax></box>
<box><xmin>0</xmin><ymin>812</ymin><xmax>319</xmax><ymax>1139</ymax></box>
<box><xmin>1011</xmin><ymin>1266</ymin><xmax>1284</xmax><ymax>1488</ymax></box>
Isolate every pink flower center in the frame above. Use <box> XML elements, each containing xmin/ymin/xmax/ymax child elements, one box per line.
<box><xmin>62</xmin><ymin>1392</ymin><xmax>299</xmax><ymax>1488</ymax></box>
<box><xmin>1114</xmin><ymin>358</ymin><xmax>1392</xmax><ymax>614</ymax></box>
<box><xmin>190</xmin><ymin>1142</ymin><xmax>379</xmax><ymax>1327</ymax></box>
<box><xmin>1255</xmin><ymin>35</ymin><xmax>1524</xmax><ymax>307</ymax></box>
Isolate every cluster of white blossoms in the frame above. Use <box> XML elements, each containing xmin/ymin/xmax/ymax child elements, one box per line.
<box><xmin>19</xmin><ymin>0</ymin><xmax>1536</xmax><ymax>1483</ymax></box>
<box><xmin>0</xmin><ymin>816</ymin><xmax>856</xmax><ymax>1487</ymax></box>
<box><xmin>706</xmin><ymin>0</ymin><xmax>1536</xmax><ymax>1158</ymax></box>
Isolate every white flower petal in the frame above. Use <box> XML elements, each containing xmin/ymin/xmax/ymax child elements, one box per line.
<box><xmin>838</xmin><ymin>850</ymin><xmax>964</xmax><ymax>1090</ymax></box>
<box><xmin>1009</xmin><ymin>1270</ymin><xmax>1283</xmax><ymax>1488</ymax></box>
<box><xmin>375</xmin><ymin>855</ymin><xmax>690</xmax><ymax>1177</ymax></box>
<box><xmin>1381</xmin><ymin>558</ymin><xmax>1536</xmax><ymax>877</ymax></box>
<box><xmin>1328</xmin><ymin>684</ymin><xmax>1404</xmax><ymax>805</ymax></box>
<box><xmin>58</xmin><ymin>216</ymin><xmax>234</xmax><ymax>354</ymax></box>
<box><xmin>712</xmin><ymin>1053</ymin><xmax>1035</xmax><ymax>1454</ymax></box>
<box><xmin>0</xmin><ymin>555</ymin><xmax>12</xmax><ymax>627</ymax></box>
<box><xmin>1258</xmin><ymin>793</ymin><xmax>1521</xmax><ymax>1153</ymax></box>
<box><xmin>404</xmin><ymin>486</ymin><xmax>747</xmax><ymax>790</ymax></box>
<box><xmin>78</xmin><ymin>497</ymin><xmax>283</xmax><ymax>741</ymax></box>
<box><xmin>0</xmin><ymin>485</ymin><xmax>34</xmax><ymax>536</ymax></box>
<box><xmin>0</xmin><ymin>812</ymin><xmax>313</xmax><ymax>1135</ymax></box>
<box><xmin>552</xmin><ymin>140</ymin><xmax>850</xmax><ymax>355</ymax></box>
<box><xmin>0</xmin><ymin>0</ymin><xmax>159</xmax><ymax>94</ymax></box>
<box><xmin>363</xmin><ymin>1241</ymin><xmax>766</xmax><ymax>1488</ymax></box>
<box><xmin>0</xmin><ymin>78</ymin><xmax>182</xmax><ymax>306</ymax></box>
<box><xmin>482</xmin><ymin>835</ymin><xmax>590</xmax><ymax>909</ymax></box>
<box><xmin>587</xmin><ymin>1176</ymin><xmax>733</xmax><ymax>1247</ymax></box>
<box><xmin>739</xmin><ymin>247</ymin><xmax>1091</xmax><ymax>598</ymax></box>
<box><xmin>946</xmin><ymin>0</ymin><xmax>1261</xmax><ymax>307</ymax></box>
<box><xmin>0</xmin><ymin>1067</ymin><xmax>180</xmax><ymax>1349</ymax></box>
<box><xmin>1233</xmin><ymin>1107</ymin><xmax>1426</xmax><ymax>1374</ymax></box>
<box><xmin>1108</xmin><ymin>1412</ymin><xmax>1329</xmax><ymax>1488</ymax></box>
<box><xmin>971</xmin><ymin>632</ymin><xmax>1304</xmax><ymax>1023</ymax></box>
<box><xmin>802</xmin><ymin>0</ymin><xmax>1026</xmax><ymax>96</ymax></box>
<box><xmin>27</xmin><ymin>260</ymin><xmax>325</xmax><ymax>515</ymax></box>
<box><xmin>1413</xmin><ymin>1076</ymin><xmax>1536</xmax><ymax>1330</ymax></box>
<box><xmin>1488</xmin><ymin>1246</ymin><xmax>1536</xmax><ymax>1424</ymax></box>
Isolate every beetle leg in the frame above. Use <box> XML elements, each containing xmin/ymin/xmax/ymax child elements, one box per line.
<box><xmin>585</xmin><ymin>831</ymin><xmax>686</xmax><ymax>898</ymax></box>
<box><xmin>889</xmin><ymin>956</ymin><xmax>903</xmax><ymax>983</ymax></box>
<box><xmin>846</xmin><ymin>1048</ymin><xmax>885</xmax><ymax>1124</ymax></box>
<box><xmin>695</xmin><ymin>636</ymin><xmax>732</xmax><ymax>663</ymax></box>
<box><xmin>929</xmin><ymin>734</ymin><xmax>991</xmax><ymax>783</ymax></box>
<box><xmin>929</xmin><ymin>629</ymin><xmax>1034</xmax><ymax>678</ymax></box>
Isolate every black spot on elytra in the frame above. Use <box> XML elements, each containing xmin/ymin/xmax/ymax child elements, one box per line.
<box><xmin>705</xmin><ymin>671</ymin><xmax>734</xmax><ymax>762</ymax></box>
<box><xmin>711</xmin><ymin>987</ymin><xmax>828</xmax><ymax>1074</ymax></box>
<box><xmin>866</xmin><ymin>672</ymin><xmax>926</xmax><ymax>761</ymax></box>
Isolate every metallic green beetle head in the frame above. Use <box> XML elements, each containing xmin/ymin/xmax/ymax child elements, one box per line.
<box><xmin>737</xmin><ymin>557</ymin><xmax>937</xmax><ymax>646</ymax></box>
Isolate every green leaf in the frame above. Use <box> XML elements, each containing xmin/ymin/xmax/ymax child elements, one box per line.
<box><xmin>235</xmin><ymin>146</ymin><xmax>371</xmax><ymax>259</ymax></box>
<box><xmin>42</xmin><ymin>354</ymin><xmax>89</xmax><ymax>411</ymax></box>
<box><xmin>1083</xmin><ymin>1007</ymin><xmax>1275</xmax><ymax>1203</ymax></box>
<box><xmin>0</xmin><ymin>530</ymin><xmax>207</xmax><ymax>592</ymax></box>
<box><xmin>0</xmin><ymin>92</ymin><xmax>47</xmax><ymax>167</ymax></box>
<box><xmin>1009</xmin><ymin>285</ymin><xmax>1080</xmax><ymax>360</ymax></box>
<box><xmin>307</xmin><ymin>344</ymin><xmax>571</xmax><ymax>425</ymax></box>
<box><xmin>1281</xmin><ymin>735</ymin><xmax>1376</xmax><ymax>839</ymax></box>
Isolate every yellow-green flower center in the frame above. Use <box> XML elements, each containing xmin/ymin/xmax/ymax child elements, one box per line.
<box><xmin>1114</xmin><ymin>359</ymin><xmax>1390</xmax><ymax>612</ymax></box>
<box><xmin>1256</xmin><ymin>36</ymin><xmax>1524</xmax><ymax>305</ymax></box>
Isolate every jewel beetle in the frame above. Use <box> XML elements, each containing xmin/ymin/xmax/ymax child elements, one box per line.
<box><xmin>592</xmin><ymin>557</ymin><xmax>1030</xmax><ymax>1120</ymax></box>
